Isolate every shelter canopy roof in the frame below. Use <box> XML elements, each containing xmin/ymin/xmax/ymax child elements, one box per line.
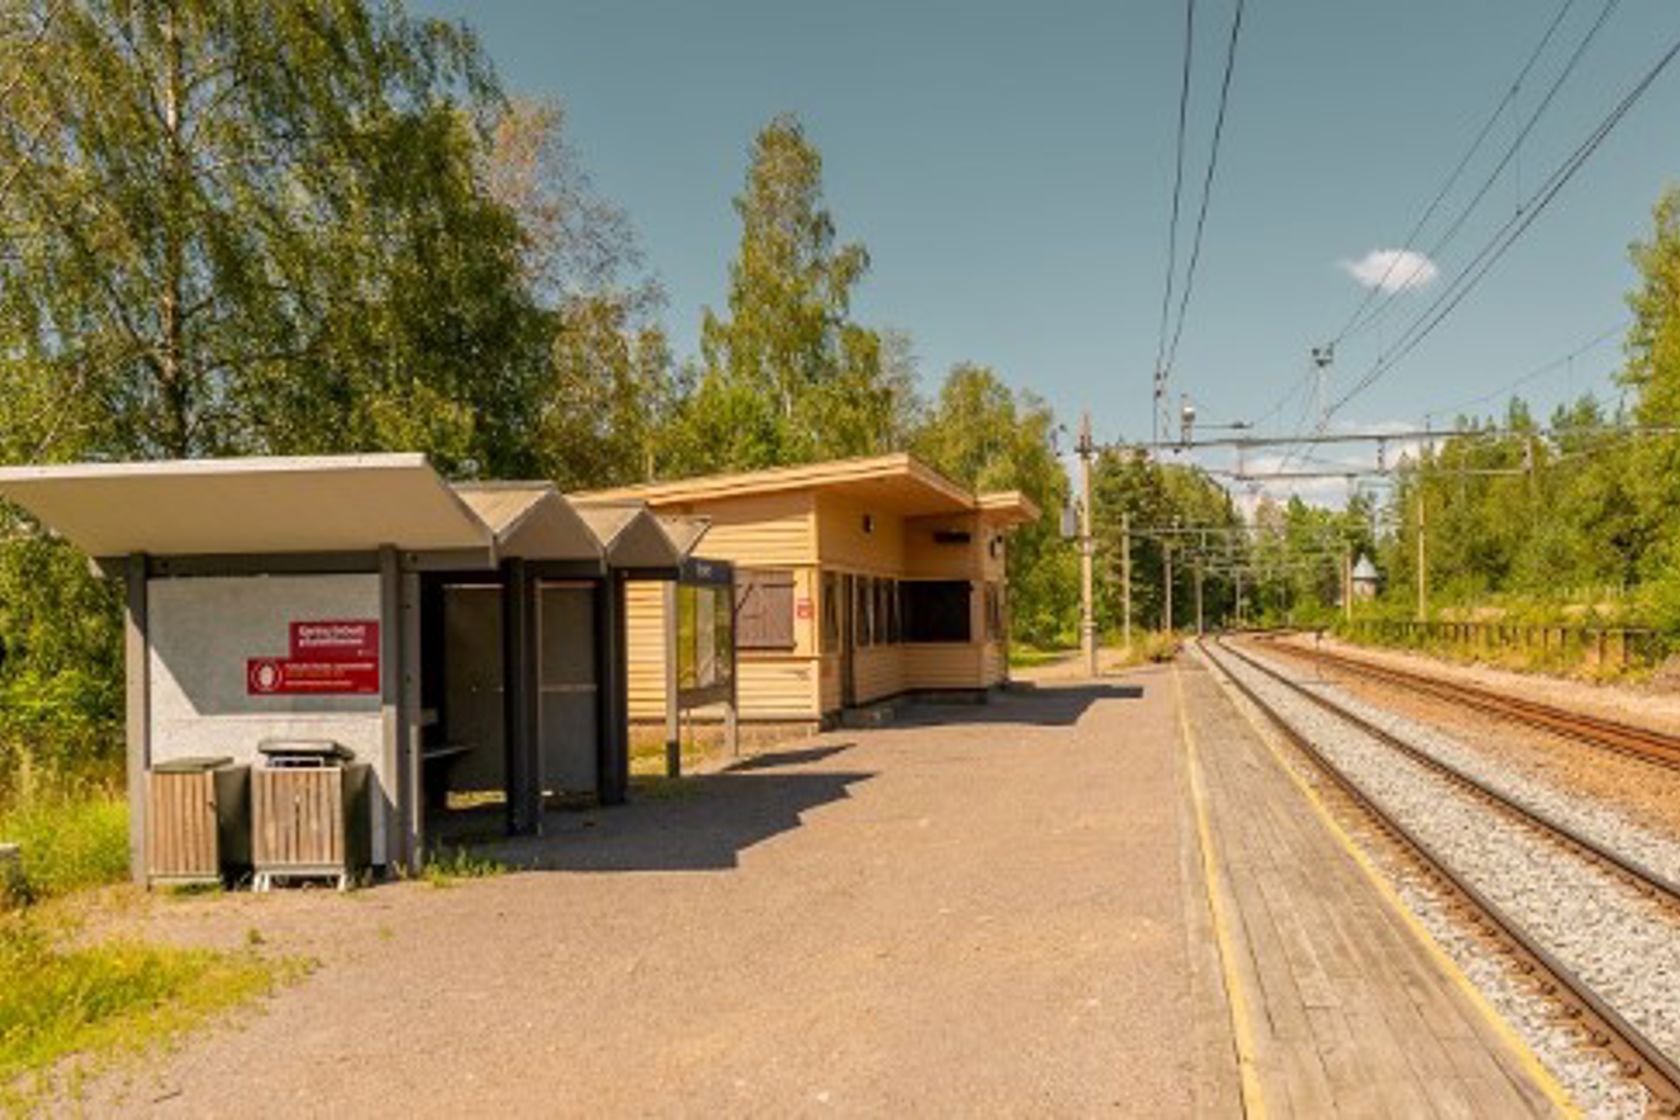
<box><xmin>580</xmin><ymin>452</ymin><xmax>1041</xmax><ymax>526</ymax></box>
<box><xmin>0</xmin><ymin>455</ymin><xmax>711</xmax><ymax>566</ymax></box>
<box><xmin>0</xmin><ymin>454</ymin><xmax>490</xmax><ymax>558</ymax></box>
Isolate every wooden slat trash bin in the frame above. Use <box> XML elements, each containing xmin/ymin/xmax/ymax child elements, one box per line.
<box><xmin>144</xmin><ymin>757</ymin><xmax>251</xmax><ymax>887</ymax></box>
<box><xmin>252</xmin><ymin>740</ymin><xmax>371</xmax><ymax>892</ymax></box>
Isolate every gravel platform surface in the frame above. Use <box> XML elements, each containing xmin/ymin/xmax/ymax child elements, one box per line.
<box><xmin>62</xmin><ymin>677</ymin><xmax>1201</xmax><ymax>1118</ymax></box>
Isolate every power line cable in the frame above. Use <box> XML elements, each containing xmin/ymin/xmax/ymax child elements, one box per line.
<box><xmin>1152</xmin><ymin>0</ymin><xmax>1198</xmax><ymax>442</ymax></box>
<box><xmin>1343</xmin><ymin>0</ymin><xmax>1621</xmax><ymax>342</ymax></box>
<box><xmin>1160</xmin><ymin>0</ymin><xmax>1248</xmax><ymax>382</ymax></box>
<box><xmin>1433</xmin><ymin>319</ymin><xmax>1624</xmax><ymax>417</ymax></box>
<box><xmin>1323</xmin><ymin>34</ymin><xmax>1680</xmax><ymax>422</ymax></box>
<box><xmin>1328</xmin><ymin>0</ymin><xmax>1582</xmax><ymax>345</ymax></box>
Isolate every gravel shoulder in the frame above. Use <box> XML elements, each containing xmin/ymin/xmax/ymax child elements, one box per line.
<box><xmin>1208</xmin><ymin>641</ymin><xmax>1680</xmax><ymax>1116</ymax></box>
<box><xmin>1261</xmin><ymin>639</ymin><xmax>1680</xmax><ymax>848</ymax></box>
<box><xmin>65</xmin><ymin>677</ymin><xmax>1197</xmax><ymax>1118</ymax></box>
<box><xmin>1275</xmin><ymin>633</ymin><xmax>1680</xmax><ymax>734</ymax></box>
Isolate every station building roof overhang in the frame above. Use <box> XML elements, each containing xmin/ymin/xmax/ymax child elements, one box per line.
<box><xmin>579</xmin><ymin>452</ymin><xmax>1043</xmax><ymax>527</ymax></box>
<box><xmin>0</xmin><ymin>455</ymin><xmax>707</xmax><ymax>570</ymax></box>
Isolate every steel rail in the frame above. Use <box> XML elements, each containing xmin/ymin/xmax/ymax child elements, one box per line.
<box><xmin>1254</xmin><ymin>634</ymin><xmax>1680</xmax><ymax>774</ymax></box>
<box><xmin>1198</xmin><ymin>637</ymin><xmax>1680</xmax><ymax>1111</ymax></box>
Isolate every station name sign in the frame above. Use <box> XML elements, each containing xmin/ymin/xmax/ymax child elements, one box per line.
<box><xmin>248</xmin><ymin>619</ymin><xmax>380</xmax><ymax>696</ymax></box>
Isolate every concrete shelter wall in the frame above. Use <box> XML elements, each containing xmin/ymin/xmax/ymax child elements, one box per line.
<box><xmin>147</xmin><ymin>572</ymin><xmax>385</xmax><ymax>773</ymax></box>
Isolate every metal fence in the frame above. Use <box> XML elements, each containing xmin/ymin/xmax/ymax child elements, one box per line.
<box><xmin>1341</xmin><ymin>619</ymin><xmax>1669</xmax><ymax>673</ymax></box>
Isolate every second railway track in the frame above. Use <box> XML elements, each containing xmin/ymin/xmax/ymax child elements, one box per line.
<box><xmin>1198</xmin><ymin>636</ymin><xmax>1680</xmax><ymax>1114</ymax></box>
<box><xmin>1252</xmin><ymin>633</ymin><xmax>1680</xmax><ymax>772</ymax></box>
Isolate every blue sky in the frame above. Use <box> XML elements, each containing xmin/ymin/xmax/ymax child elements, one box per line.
<box><xmin>414</xmin><ymin>0</ymin><xmax>1679</xmax><ymax>498</ymax></box>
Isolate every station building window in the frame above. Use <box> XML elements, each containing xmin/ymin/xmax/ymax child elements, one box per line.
<box><xmin>901</xmin><ymin>580</ymin><xmax>972</xmax><ymax>643</ymax></box>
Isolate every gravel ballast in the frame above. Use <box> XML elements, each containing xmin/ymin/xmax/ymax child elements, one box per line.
<box><xmin>1201</xmin><ymin>642</ymin><xmax>1680</xmax><ymax>1117</ymax></box>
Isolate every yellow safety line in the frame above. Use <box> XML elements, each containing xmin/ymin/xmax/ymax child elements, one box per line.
<box><xmin>1175</xmin><ymin>664</ymin><xmax>1269</xmax><ymax>1120</ymax></box>
<box><xmin>1194</xmin><ymin>649</ymin><xmax>1581</xmax><ymax>1120</ymax></box>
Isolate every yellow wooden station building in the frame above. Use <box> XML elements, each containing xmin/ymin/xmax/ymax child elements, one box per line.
<box><xmin>582</xmin><ymin>453</ymin><xmax>1039</xmax><ymax>731</ymax></box>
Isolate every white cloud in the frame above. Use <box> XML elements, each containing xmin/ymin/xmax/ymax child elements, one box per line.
<box><xmin>1340</xmin><ymin>248</ymin><xmax>1438</xmax><ymax>293</ymax></box>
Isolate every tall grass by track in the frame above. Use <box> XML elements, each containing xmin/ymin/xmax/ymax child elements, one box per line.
<box><xmin>0</xmin><ymin>787</ymin><xmax>130</xmax><ymax>906</ymax></box>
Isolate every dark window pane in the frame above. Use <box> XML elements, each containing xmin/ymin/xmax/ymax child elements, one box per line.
<box><xmin>901</xmin><ymin>580</ymin><xmax>972</xmax><ymax>643</ymax></box>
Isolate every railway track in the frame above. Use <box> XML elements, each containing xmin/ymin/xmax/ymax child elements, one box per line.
<box><xmin>1198</xmin><ymin>636</ymin><xmax>1680</xmax><ymax>1114</ymax></box>
<box><xmin>1251</xmin><ymin>632</ymin><xmax>1680</xmax><ymax>773</ymax></box>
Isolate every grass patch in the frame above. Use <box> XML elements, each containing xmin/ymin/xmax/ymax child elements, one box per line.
<box><xmin>1102</xmin><ymin>631</ymin><xmax>1181</xmax><ymax>668</ymax></box>
<box><xmin>420</xmin><ymin>846</ymin><xmax>505</xmax><ymax>889</ymax></box>
<box><xmin>0</xmin><ymin>789</ymin><xmax>129</xmax><ymax>906</ymax></box>
<box><xmin>0</xmin><ymin>913</ymin><xmax>294</xmax><ymax>1100</ymax></box>
<box><xmin>630</xmin><ymin>774</ymin><xmax>701</xmax><ymax>801</ymax></box>
<box><xmin>1008</xmin><ymin>645</ymin><xmax>1072</xmax><ymax>669</ymax></box>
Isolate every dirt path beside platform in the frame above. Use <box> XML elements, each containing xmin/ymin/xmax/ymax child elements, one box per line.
<box><xmin>72</xmin><ymin>672</ymin><xmax>1204</xmax><ymax>1118</ymax></box>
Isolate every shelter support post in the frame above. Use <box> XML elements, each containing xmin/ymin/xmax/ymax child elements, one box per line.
<box><xmin>597</xmin><ymin>573</ymin><xmax>630</xmax><ymax>806</ymax></box>
<box><xmin>502</xmin><ymin>559</ymin><xmax>541</xmax><ymax>836</ymax></box>
<box><xmin>377</xmin><ymin>545</ymin><xmax>402</xmax><ymax>869</ymax></box>
<box><xmin>664</xmin><ymin>581</ymin><xmax>680</xmax><ymax>778</ymax></box>
<box><xmin>124</xmin><ymin>553</ymin><xmax>150</xmax><ymax>884</ymax></box>
<box><xmin>399</xmin><ymin>568</ymin><xmax>423</xmax><ymax>871</ymax></box>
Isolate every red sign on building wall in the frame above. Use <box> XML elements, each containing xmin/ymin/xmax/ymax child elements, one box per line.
<box><xmin>247</xmin><ymin>619</ymin><xmax>380</xmax><ymax>696</ymax></box>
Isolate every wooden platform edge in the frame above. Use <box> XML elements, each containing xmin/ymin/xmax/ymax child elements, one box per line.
<box><xmin>1188</xmin><ymin>649</ymin><xmax>1581</xmax><ymax>1120</ymax></box>
<box><xmin>1175</xmin><ymin>663</ymin><xmax>1270</xmax><ymax>1120</ymax></box>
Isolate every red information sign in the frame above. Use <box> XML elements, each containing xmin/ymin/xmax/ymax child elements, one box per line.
<box><xmin>290</xmin><ymin>620</ymin><xmax>379</xmax><ymax>660</ymax></box>
<box><xmin>248</xmin><ymin>657</ymin><xmax>379</xmax><ymax>695</ymax></box>
<box><xmin>247</xmin><ymin>619</ymin><xmax>381</xmax><ymax>695</ymax></box>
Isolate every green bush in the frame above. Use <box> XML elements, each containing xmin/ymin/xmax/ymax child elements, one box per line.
<box><xmin>0</xmin><ymin>790</ymin><xmax>129</xmax><ymax>905</ymax></box>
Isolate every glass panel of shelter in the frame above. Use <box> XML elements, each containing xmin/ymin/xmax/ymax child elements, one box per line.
<box><xmin>538</xmin><ymin>582</ymin><xmax>598</xmax><ymax>805</ymax></box>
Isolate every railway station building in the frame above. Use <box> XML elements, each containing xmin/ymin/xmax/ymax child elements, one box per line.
<box><xmin>581</xmin><ymin>453</ymin><xmax>1039</xmax><ymax>732</ymax></box>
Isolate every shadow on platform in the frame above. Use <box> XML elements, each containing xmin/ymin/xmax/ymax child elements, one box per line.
<box><xmin>480</xmin><ymin>765</ymin><xmax>876</xmax><ymax>873</ymax></box>
<box><xmin>895</xmin><ymin>681</ymin><xmax>1145</xmax><ymax>729</ymax></box>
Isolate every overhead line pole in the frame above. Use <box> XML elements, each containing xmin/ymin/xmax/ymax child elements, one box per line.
<box><xmin>1121</xmin><ymin>511</ymin><xmax>1133</xmax><ymax>653</ymax></box>
<box><xmin>1416</xmin><ymin>488</ymin><xmax>1429</xmax><ymax>622</ymax></box>
<box><xmin>1078</xmin><ymin>412</ymin><xmax>1097</xmax><ymax>677</ymax></box>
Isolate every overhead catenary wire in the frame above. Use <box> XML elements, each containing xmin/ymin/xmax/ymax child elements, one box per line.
<box><xmin>1152</xmin><ymin>0</ymin><xmax>1199</xmax><ymax>443</ymax></box>
<box><xmin>1319</xmin><ymin>28</ymin><xmax>1680</xmax><ymax>428</ymax></box>
<box><xmin>1329</xmin><ymin>0</ymin><xmax>1585</xmax><ymax>346</ymax></box>
<box><xmin>1160</xmin><ymin>0</ymin><xmax>1248</xmax><ymax>383</ymax></box>
<box><xmin>1343</xmin><ymin>0</ymin><xmax>1623</xmax><ymax>345</ymax></box>
<box><xmin>1432</xmin><ymin>319</ymin><xmax>1626</xmax><ymax>418</ymax></box>
<box><xmin>1268</xmin><ymin>0</ymin><xmax>1618</xmax><ymax>477</ymax></box>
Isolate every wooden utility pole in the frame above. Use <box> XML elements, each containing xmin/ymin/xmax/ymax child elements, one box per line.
<box><xmin>1194</xmin><ymin>559</ymin><xmax>1204</xmax><ymax>635</ymax></box>
<box><xmin>1234</xmin><ymin>568</ymin><xmax>1244</xmax><ymax>628</ymax></box>
<box><xmin>1078</xmin><ymin>412</ymin><xmax>1097</xmax><ymax>676</ymax></box>
<box><xmin>1121</xmin><ymin>511</ymin><xmax>1132</xmax><ymax>650</ymax></box>
<box><xmin>1163</xmin><ymin>540</ymin><xmax>1174</xmax><ymax>634</ymax></box>
<box><xmin>1415</xmin><ymin>489</ymin><xmax>1429</xmax><ymax>622</ymax></box>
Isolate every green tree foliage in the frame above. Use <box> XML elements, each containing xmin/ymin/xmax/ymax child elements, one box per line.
<box><xmin>1348</xmin><ymin>185</ymin><xmax>1680</xmax><ymax>636</ymax></box>
<box><xmin>1090</xmin><ymin>452</ymin><xmax>1245</xmax><ymax>632</ymax></box>
<box><xmin>0</xmin><ymin>2</ymin><xmax>663</xmax><ymax>786</ymax></box>
<box><xmin>1246</xmin><ymin>494</ymin><xmax>1372</xmax><ymax>627</ymax></box>
<box><xmin>0</xmin><ymin>0</ymin><xmax>541</xmax><ymax>471</ymax></box>
<box><xmin>670</xmin><ymin>114</ymin><xmax>906</xmax><ymax>471</ymax></box>
<box><xmin>914</xmin><ymin>364</ymin><xmax>1071</xmax><ymax>646</ymax></box>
